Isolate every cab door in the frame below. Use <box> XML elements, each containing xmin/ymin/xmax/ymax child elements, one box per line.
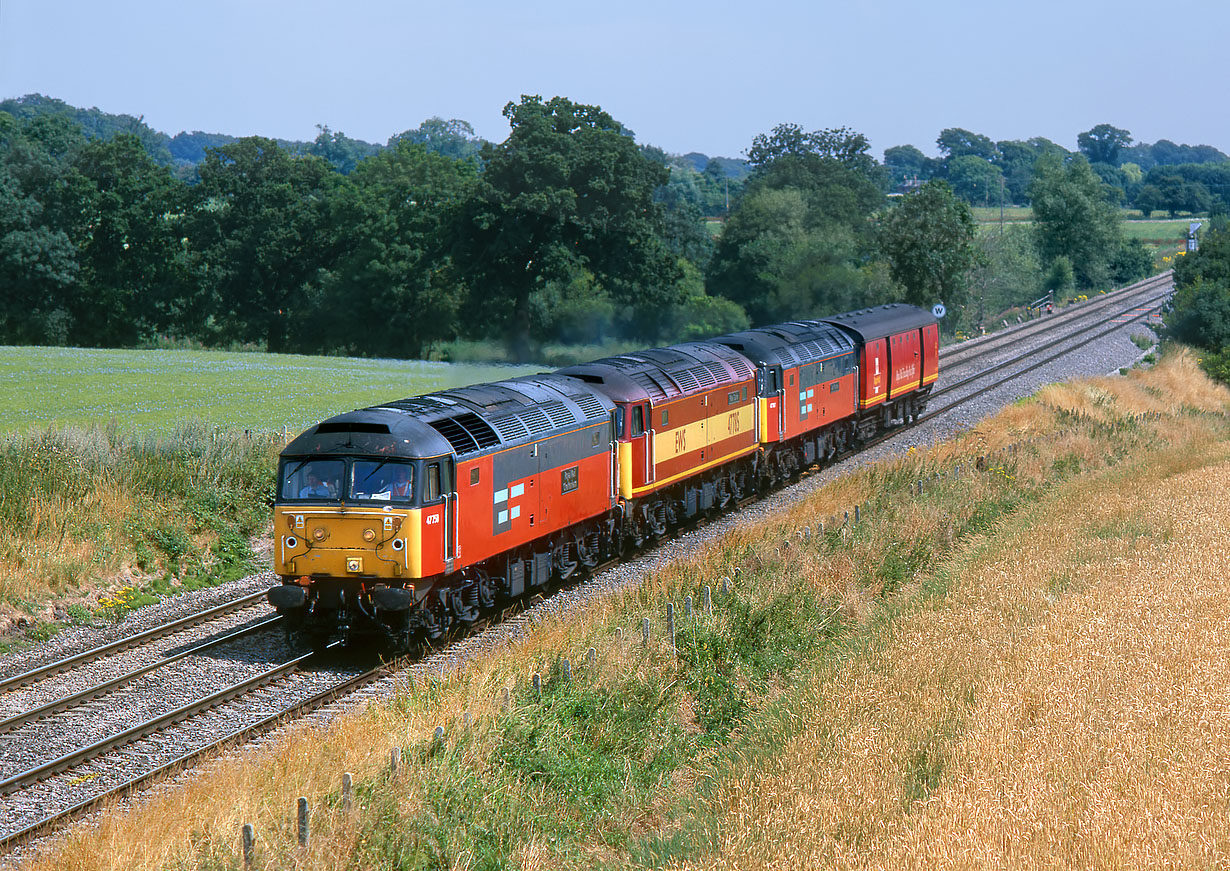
<box><xmin>421</xmin><ymin>459</ymin><xmax>454</xmax><ymax>574</ymax></box>
<box><xmin>632</xmin><ymin>402</ymin><xmax>653</xmax><ymax>486</ymax></box>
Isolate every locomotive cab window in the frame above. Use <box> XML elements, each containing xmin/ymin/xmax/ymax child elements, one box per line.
<box><xmin>631</xmin><ymin>406</ymin><xmax>645</xmax><ymax>437</ymax></box>
<box><xmin>425</xmin><ymin>463</ymin><xmax>441</xmax><ymax>502</ymax></box>
<box><xmin>470</xmin><ymin>467</ymin><xmax>480</xmax><ymax>486</ymax></box>
<box><xmin>350</xmin><ymin>459</ymin><xmax>414</xmax><ymax>503</ymax></box>
<box><xmin>280</xmin><ymin>458</ymin><xmax>343</xmax><ymax>501</ymax></box>
<box><xmin>661</xmin><ymin>409</ymin><xmax>669</xmax><ymax>427</ymax></box>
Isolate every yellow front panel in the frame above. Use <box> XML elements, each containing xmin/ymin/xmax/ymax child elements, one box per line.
<box><xmin>273</xmin><ymin>506</ymin><xmax>416</xmax><ymax>579</ymax></box>
<box><xmin>759</xmin><ymin>398</ymin><xmax>772</xmax><ymax>442</ymax></box>
<box><xmin>619</xmin><ymin>441</ymin><xmax>633</xmax><ymax>499</ymax></box>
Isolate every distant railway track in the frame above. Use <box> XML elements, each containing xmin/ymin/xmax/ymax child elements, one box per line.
<box><xmin>939</xmin><ymin>271</ymin><xmax>1171</xmax><ymax>369</ymax></box>
<box><xmin>0</xmin><ymin>280</ymin><xmax>1172</xmax><ymax>856</ymax></box>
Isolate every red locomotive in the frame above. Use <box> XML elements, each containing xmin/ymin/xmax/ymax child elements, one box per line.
<box><xmin>267</xmin><ymin>304</ymin><xmax>939</xmax><ymax>649</ymax></box>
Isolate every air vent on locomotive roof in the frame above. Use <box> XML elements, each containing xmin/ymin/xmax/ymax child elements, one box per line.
<box><xmin>427</xmin><ymin>413</ymin><xmax>500</xmax><ymax>455</ymax></box>
<box><xmin>519</xmin><ymin>407</ymin><xmax>554</xmax><ymax>436</ymax></box>
<box><xmin>542</xmin><ymin>401</ymin><xmax>576</xmax><ymax>429</ymax></box>
<box><xmin>571</xmin><ymin>393</ymin><xmax>605</xmax><ymax>419</ymax></box>
<box><xmin>490</xmin><ymin>415</ymin><xmax>530</xmax><ymax>442</ymax></box>
<box><xmin>672</xmin><ymin>368</ymin><xmax>700</xmax><ymax>392</ymax></box>
<box><xmin>315</xmin><ymin>422</ymin><xmax>390</xmax><ymax>435</ymax></box>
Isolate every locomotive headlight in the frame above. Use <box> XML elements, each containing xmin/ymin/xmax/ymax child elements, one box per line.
<box><xmin>312</xmin><ymin>527</ymin><xmax>328</xmax><ymax>542</ymax></box>
<box><xmin>362</xmin><ymin>528</ymin><xmax>376</xmax><ymax>542</ymax></box>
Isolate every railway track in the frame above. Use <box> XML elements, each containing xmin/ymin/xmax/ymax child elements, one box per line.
<box><xmin>0</xmin><ymin>281</ymin><xmax>1171</xmax><ymax>856</ymax></box>
<box><xmin>939</xmin><ymin>271</ymin><xmax>1171</xmax><ymax>367</ymax></box>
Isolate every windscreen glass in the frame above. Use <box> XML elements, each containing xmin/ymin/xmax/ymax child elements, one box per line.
<box><xmin>349</xmin><ymin>460</ymin><xmax>415</xmax><ymax>503</ymax></box>
<box><xmin>280</xmin><ymin>459</ymin><xmax>344</xmax><ymax>501</ymax></box>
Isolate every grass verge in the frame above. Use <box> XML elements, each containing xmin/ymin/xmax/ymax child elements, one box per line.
<box><xmin>0</xmin><ymin>423</ymin><xmax>278</xmax><ymax>651</ymax></box>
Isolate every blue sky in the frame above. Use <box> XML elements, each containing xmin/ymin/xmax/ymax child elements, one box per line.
<box><xmin>1</xmin><ymin>0</ymin><xmax>1225</xmax><ymax>160</ymax></box>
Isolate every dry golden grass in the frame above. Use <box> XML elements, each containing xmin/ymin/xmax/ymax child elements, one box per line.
<box><xmin>15</xmin><ymin>349</ymin><xmax>1230</xmax><ymax>870</ymax></box>
<box><xmin>671</xmin><ymin>353</ymin><xmax>1230</xmax><ymax>871</ymax></box>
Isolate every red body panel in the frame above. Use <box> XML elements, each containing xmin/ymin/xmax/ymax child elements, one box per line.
<box><xmin>780</xmin><ymin>356</ymin><xmax>858</xmax><ymax>441</ymax></box>
<box><xmin>921</xmin><ymin>323</ymin><xmax>939</xmax><ymax>384</ymax></box>
<box><xmin>859</xmin><ymin>339</ymin><xmax>889</xmax><ymax>408</ymax></box>
<box><xmin>888</xmin><ymin>330</ymin><xmax>921</xmax><ymax>398</ymax></box>
<box><xmin>441</xmin><ymin>424</ymin><xmax>614</xmax><ymax>574</ymax></box>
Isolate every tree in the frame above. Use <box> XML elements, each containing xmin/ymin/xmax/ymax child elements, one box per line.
<box><xmin>389</xmin><ymin>117</ymin><xmax>484</xmax><ymax>162</ymax></box>
<box><xmin>456</xmin><ymin>96</ymin><xmax>682</xmax><ymax>360</ymax></box>
<box><xmin>746</xmin><ymin>124</ymin><xmax>876</xmax><ymax>176</ymax></box>
<box><xmin>936</xmin><ymin>128</ymin><xmax>998</xmax><ymax>163</ymax></box>
<box><xmin>965</xmin><ymin>224</ymin><xmax>1042</xmax><ymax>331</ymax></box>
<box><xmin>1165</xmin><ymin>226</ymin><xmax>1230</xmax><ymax>372</ymax></box>
<box><xmin>302</xmin><ymin>140</ymin><xmax>478</xmax><ymax>358</ymax></box>
<box><xmin>68</xmin><ymin>134</ymin><xmax>194</xmax><ymax>345</ymax></box>
<box><xmin>307</xmin><ymin>125</ymin><xmax>381</xmax><ymax>174</ymax></box>
<box><xmin>708</xmin><ymin>124</ymin><xmax>885</xmax><ymax>323</ymax></box>
<box><xmin>1029</xmin><ymin>153</ymin><xmax>1123</xmax><ymax>290</ymax></box>
<box><xmin>190</xmin><ymin>137</ymin><xmax>340</xmax><ymax>351</ymax></box>
<box><xmin>877</xmin><ymin>180</ymin><xmax>979</xmax><ymax>310</ymax></box>
<box><xmin>1077</xmin><ymin>124</ymin><xmax>1132</xmax><ymax>166</ymax></box>
<box><xmin>883</xmin><ymin>144</ymin><xmax>933</xmax><ymax>189</ymax></box>
<box><xmin>945</xmin><ymin>155</ymin><xmax>1004</xmax><ymax>205</ymax></box>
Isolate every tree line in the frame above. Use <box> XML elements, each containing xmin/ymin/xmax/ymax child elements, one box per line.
<box><xmin>0</xmin><ymin>94</ymin><xmax>1159</xmax><ymax>360</ymax></box>
<box><xmin>885</xmin><ymin>123</ymin><xmax>1230</xmax><ymax>217</ymax></box>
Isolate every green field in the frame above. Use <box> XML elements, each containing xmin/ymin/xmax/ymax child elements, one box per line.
<box><xmin>4</xmin><ymin>347</ymin><xmax>540</xmax><ymax>435</ymax></box>
<box><xmin>1120</xmin><ymin>218</ymin><xmax>1195</xmax><ymax>243</ymax></box>
<box><xmin>970</xmin><ymin>205</ymin><xmax>1033</xmax><ymax>223</ymax></box>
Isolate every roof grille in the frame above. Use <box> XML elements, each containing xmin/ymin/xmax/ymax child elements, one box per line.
<box><xmin>520</xmin><ymin>407</ymin><xmax>554</xmax><ymax>436</ymax></box>
<box><xmin>672</xmin><ymin>367</ymin><xmax>700</xmax><ymax>392</ymax></box>
<box><xmin>491</xmin><ymin>415</ymin><xmax>529</xmax><ymax>442</ymax></box>
<box><xmin>542</xmin><ymin>401</ymin><xmax>576</xmax><ymax>429</ymax></box>
<box><xmin>631</xmin><ymin>372</ymin><xmax>667</xmax><ymax>400</ymax></box>
<box><xmin>573</xmin><ymin>393</ymin><xmax>606</xmax><ymax>419</ymax></box>
<box><xmin>427</xmin><ymin>413</ymin><xmax>500</xmax><ymax>455</ymax></box>
<box><xmin>692</xmin><ymin>365</ymin><xmax>718</xmax><ymax>388</ymax></box>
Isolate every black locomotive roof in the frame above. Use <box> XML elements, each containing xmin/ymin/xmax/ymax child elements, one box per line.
<box><xmin>557</xmin><ymin>342</ymin><xmax>754</xmax><ymax>404</ymax></box>
<box><xmin>281</xmin><ymin>373</ymin><xmax>614</xmax><ymax>461</ymax></box>
<box><xmin>815</xmin><ymin>304</ymin><xmax>937</xmax><ymax>343</ymax></box>
<box><xmin>708</xmin><ymin>320</ymin><xmax>854</xmax><ymax>370</ymax></box>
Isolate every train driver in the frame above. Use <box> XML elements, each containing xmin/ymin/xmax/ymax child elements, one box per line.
<box><xmin>299</xmin><ymin>472</ymin><xmax>331</xmax><ymax>499</ymax></box>
<box><xmin>389</xmin><ymin>465</ymin><xmax>412</xmax><ymax>500</ymax></box>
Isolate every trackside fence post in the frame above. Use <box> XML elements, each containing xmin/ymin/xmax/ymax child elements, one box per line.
<box><xmin>297</xmin><ymin>797</ymin><xmax>309</xmax><ymax>848</ymax></box>
<box><xmin>242</xmin><ymin>823</ymin><xmax>255</xmax><ymax>868</ymax></box>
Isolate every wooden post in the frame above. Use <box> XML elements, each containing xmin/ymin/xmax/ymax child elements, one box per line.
<box><xmin>704</xmin><ymin>585</ymin><xmax>712</xmax><ymax>613</ymax></box>
<box><xmin>642</xmin><ymin>617</ymin><xmax>650</xmax><ymax>644</ymax></box>
<box><xmin>342</xmin><ymin>772</ymin><xmax>353</xmax><ymax>812</ymax></box>
<box><xmin>533</xmin><ymin>673</ymin><xmax>541</xmax><ymax>698</ymax></box>
<box><xmin>390</xmin><ymin>747</ymin><xmax>400</xmax><ymax>775</ymax></box>
<box><xmin>685</xmin><ymin>595</ymin><xmax>693</xmax><ymax>618</ymax></box>
<box><xmin>563</xmin><ymin>659</ymin><xmax>572</xmax><ymax>681</ymax></box>
<box><xmin>297</xmin><ymin>797</ymin><xmax>309</xmax><ymax>848</ymax></box>
<box><xmin>502</xmin><ymin>686</ymin><xmax>510</xmax><ymax>711</ymax></box>
<box><xmin>242</xmin><ymin>823</ymin><xmax>255</xmax><ymax>868</ymax></box>
<box><xmin>586</xmin><ymin>646</ymin><xmax>596</xmax><ymax>664</ymax></box>
<box><xmin>666</xmin><ymin>602</ymin><xmax>675</xmax><ymax>650</ymax></box>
